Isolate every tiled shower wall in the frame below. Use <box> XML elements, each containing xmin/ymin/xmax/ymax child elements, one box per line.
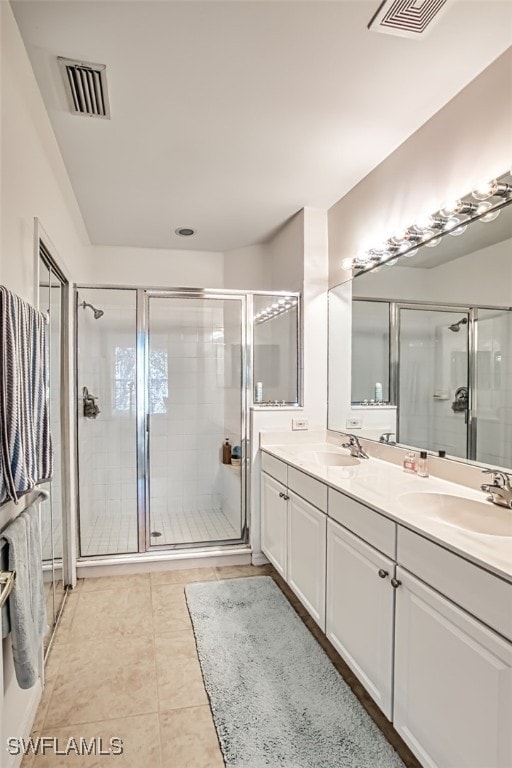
<box><xmin>78</xmin><ymin>290</ymin><xmax>138</xmax><ymax>556</ymax></box>
<box><xmin>148</xmin><ymin>300</ymin><xmax>227</xmax><ymax>523</ymax></box>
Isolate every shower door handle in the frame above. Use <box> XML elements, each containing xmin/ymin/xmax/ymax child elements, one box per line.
<box><xmin>146</xmin><ymin>415</ymin><xmax>150</xmax><ymax>434</ymax></box>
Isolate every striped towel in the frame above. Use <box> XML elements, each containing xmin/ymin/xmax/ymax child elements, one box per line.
<box><xmin>1</xmin><ymin>503</ymin><xmax>47</xmax><ymax>688</ymax></box>
<box><xmin>0</xmin><ymin>286</ymin><xmax>53</xmax><ymax>504</ymax></box>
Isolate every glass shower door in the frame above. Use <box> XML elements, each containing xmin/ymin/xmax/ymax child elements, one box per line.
<box><xmin>398</xmin><ymin>307</ymin><xmax>470</xmax><ymax>458</ymax></box>
<box><xmin>146</xmin><ymin>294</ymin><xmax>246</xmax><ymax>549</ymax></box>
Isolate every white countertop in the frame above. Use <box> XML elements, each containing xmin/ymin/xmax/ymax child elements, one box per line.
<box><xmin>261</xmin><ymin>441</ymin><xmax>512</xmax><ymax>583</ymax></box>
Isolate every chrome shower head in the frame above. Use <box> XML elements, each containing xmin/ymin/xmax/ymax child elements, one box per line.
<box><xmin>448</xmin><ymin>317</ymin><xmax>468</xmax><ymax>332</ymax></box>
<box><xmin>81</xmin><ymin>301</ymin><xmax>104</xmax><ymax>319</ymax></box>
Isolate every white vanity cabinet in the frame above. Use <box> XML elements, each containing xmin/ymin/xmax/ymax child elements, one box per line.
<box><xmin>394</xmin><ymin>566</ymin><xmax>512</xmax><ymax>768</ymax></box>
<box><xmin>326</xmin><ymin>518</ymin><xmax>395</xmax><ymax>718</ymax></box>
<box><xmin>287</xmin><ymin>491</ymin><xmax>326</xmax><ymax>629</ymax></box>
<box><xmin>260</xmin><ymin>453</ymin><xmax>328</xmax><ymax>629</ymax></box>
<box><xmin>261</xmin><ymin>472</ymin><xmax>288</xmax><ymax>578</ymax></box>
<box><xmin>260</xmin><ymin>448</ymin><xmax>512</xmax><ymax>768</ymax></box>
<box><xmin>394</xmin><ymin>528</ymin><xmax>512</xmax><ymax>768</ymax></box>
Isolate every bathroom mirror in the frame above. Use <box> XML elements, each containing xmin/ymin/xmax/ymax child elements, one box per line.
<box><xmin>328</xmin><ymin>171</ymin><xmax>512</xmax><ymax>472</ymax></box>
<box><xmin>253</xmin><ymin>294</ymin><xmax>300</xmax><ymax>405</ymax></box>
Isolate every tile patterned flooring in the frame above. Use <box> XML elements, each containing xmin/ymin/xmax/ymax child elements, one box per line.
<box><xmin>22</xmin><ymin>565</ymin><xmax>421</xmax><ymax>768</ymax></box>
<box><xmin>79</xmin><ymin>508</ymin><xmax>238</xmax><ymax>557</ymax></box>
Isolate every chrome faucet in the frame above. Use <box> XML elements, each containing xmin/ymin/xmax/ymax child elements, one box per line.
<box><xmin>379</xmin><ymin>432</ymin><xmax>396</xmax><ymax>445</ymax></box>
<box><xmin>341</xmin><ymin>433</ymin><xmax>369</xmax><ymax>459</ymax></box>
<box><xmin>481</xmin><ymin>469</ymin><xmax>512</xmax><ymax>509</ymax></box>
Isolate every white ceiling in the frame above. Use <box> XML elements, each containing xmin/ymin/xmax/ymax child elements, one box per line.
<box><xmin>11</xmin><ymin>0</ymin><xmax>512</xmax><ymax>252</ymax></box>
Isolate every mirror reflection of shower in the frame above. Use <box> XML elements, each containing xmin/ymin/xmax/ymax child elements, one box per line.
<box><xmin>81</xmin><ymin>300</ymin><xmax>104</xmax><ymax>319</ymax></box>
<box><xmin>448</xmin><ymin>317</ymin><xmax>468</xmax><ymax>332</ymax></box>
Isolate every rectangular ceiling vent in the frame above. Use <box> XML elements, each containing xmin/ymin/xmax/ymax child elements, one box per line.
<box><xmin>368</xmin><ymin>0</ymin><xmax>450</xmax><ymax>38</ymax></box>
<box><xmin>58</xmin><ymin>57</ymin><xmax>111</xmax><ymax>119</ymax></box>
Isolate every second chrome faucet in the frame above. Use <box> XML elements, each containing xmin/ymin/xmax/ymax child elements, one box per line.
<box><xmin>481</xmin><ymin>469</ymin><xmax>512</xmax><ymax>509</ymax></box>
<box><xmin>341</xmin><ymin>433</ymin><xmax>369</xmax><ymax>459</ymax></box>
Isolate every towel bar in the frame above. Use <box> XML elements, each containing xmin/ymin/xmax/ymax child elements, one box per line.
<box><xmin>0</xmin><ymin>570</ymin><xmax>16</xmax><ymax>608</ymax></box>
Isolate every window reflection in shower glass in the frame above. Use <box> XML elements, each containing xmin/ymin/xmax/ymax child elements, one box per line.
<box><xmin>114</xmin><ymin>346</ymin><xmax>168</xmax><ymax>414</ymax></box>
<box><xmin>253</xmin><ymin>294</ymin><xmax>299</xmax><ymax>404</ymax></box>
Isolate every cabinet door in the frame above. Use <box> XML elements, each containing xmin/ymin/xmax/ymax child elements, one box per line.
<box><xmin>287</xmin><ymin>492</ymin><xmax>326</xmax><ymax>630</ymax></box>
<box><xmin>261</xmin><ymin>472</ymin><xmax>288</xmax><ymax>578</ymax></box>
<box><xmin>326</xmin><ymin>519</ymin><xmax>394</xmax><ymax>719</ymax></box>
<box><xmin>394</xmin><ymin>567</ymin><xmax>512</xmax><ymax>768</ymax></box>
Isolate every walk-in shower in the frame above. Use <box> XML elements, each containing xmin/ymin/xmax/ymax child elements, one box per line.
<box><xmin>76</xmin><ymin>286</ymin><xmax>300</xmax><ymax>559</ymax></box>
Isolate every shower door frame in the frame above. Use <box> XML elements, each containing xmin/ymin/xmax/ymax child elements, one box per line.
<box><xmin>138</xmin><ymin>288</ymin><xmax>250</xmax><ymax>553</ymax></box>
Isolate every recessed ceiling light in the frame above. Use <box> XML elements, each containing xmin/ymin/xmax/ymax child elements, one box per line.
<box><xmin>175</xmin><ymin>227</ymin><xmax>196</xmax><ymax>237</ymax></box>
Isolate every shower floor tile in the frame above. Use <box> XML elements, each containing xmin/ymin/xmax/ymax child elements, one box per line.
<box><xmin>79</xmin><ymin>507</ymin><xmax>238</xmax><ymax>556</ymax></box>
<box><xmin>150</xmin><ymin>507</ymin><xmax>238</xmax><ymax>545</ymax></box>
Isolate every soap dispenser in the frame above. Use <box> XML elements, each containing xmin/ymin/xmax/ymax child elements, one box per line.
<box><xmin>222</xmin><ymin>438</ymin><xmax>232</xmax><ymax>465</ymax></box>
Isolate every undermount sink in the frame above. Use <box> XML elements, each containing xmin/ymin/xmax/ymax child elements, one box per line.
<box><xmin>298</xmin><ymin>451</ymin><xmax>360</xmax><ymax>467</ymax></box>
<box><xmin>400</xmin><ymin>492</ymin><xmax>512</xmax><ymax>537</ymax></box>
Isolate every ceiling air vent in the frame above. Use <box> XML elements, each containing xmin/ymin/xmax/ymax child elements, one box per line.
<box><xmin>368</xmin><ymin>0</ymin><xmax>450</xmax><ymax>38</ymax></box>
<box><xmin>58</xmin><ymin>57</ymin><xmax>111</xmax><ymax>119</ymax></box>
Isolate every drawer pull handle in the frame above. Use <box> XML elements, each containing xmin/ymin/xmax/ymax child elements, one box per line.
<box><xmin>378</xmin><ymin>569</ymin><xmax>389</xmax><ymax>579</ymax></box>
<box><xmin>391</xmin><ymin>577</ymin><xmax>402</xmax><ymax>589</ymax></box>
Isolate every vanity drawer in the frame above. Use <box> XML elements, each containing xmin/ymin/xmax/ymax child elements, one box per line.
<box><xmin>288</xmin><ymin>467</ymin><xmax>327</xmax><ymax>513</ymax></box>
<box><xmin>328</xmin><ymin>489</ymin><xmax>395</xmax><ymax>558</ymax></box>
<box><xmin>398</xmin><ymin>526</ymin><xmax>512</xmax><ymax>641</ymax></box>
<box><xmin>261</xmin><ymin>452</ymin><xmax>288</xmax><ymax>485</ymax></box>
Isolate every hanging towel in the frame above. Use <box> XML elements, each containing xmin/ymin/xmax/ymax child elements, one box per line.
<box><xmin>0</xmin><ymin>503</ymin><xmax>47</xmax><ymax>688</ymax></box>
<box><xmin>0</xmin><ymin>286</ymin><xmax>53</xmax><ymax>504</ymax></box>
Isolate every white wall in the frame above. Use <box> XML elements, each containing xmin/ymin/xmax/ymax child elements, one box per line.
<box><xmin>353</xmin><ymin>238</ymin><xmax>512</xmax><ymax>308</ymax></box>
<box><xmin>0</xmin><ymin>4</ymin><xmax>90</xmax><ymax>762</ymax></box>
<box><xmin>265</xmin><ymin>210</ymin><xmax>304</xmax><ymax>292</ymax></box>
<box><xmin>0</xmin><ymin>3</ymin><xmax>89</xmax><ymax>298</ymax></box>
<box><xmin>329</xmin><ymin>49</ymin><xmax>512</xmax><ymax>289</ymax></box>
<box><xmin>85</xmin><ymin>245</ymin><xmax>225</xmax><ymax>289</ymax></box>
<box><xmin>223</xmin><ymin>244</ymin><xmax>268</xmax><ymax>291</ymax></box>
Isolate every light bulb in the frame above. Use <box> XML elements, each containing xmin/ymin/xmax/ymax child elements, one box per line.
<box><xmin>423</xmin><ymin>230</ymin><xmax>442</xmax><ymax>247</ymax></box>
<box><xmin>385</xmin><ymin>258</ymin><xmax>398</xmax><ymax>266</ymax></box>
<box><xmin>445</xmin><ymin>216</ymin><xmax>466</xmax><ymax>236</ymax></box>
<box><xmin>440</xmin><ymin>200</ymin><xmax>460</xmax><ymax>216</ymax></box>
<box><xmin>404</xmin><ymin>247</ymin><xmax>418</xmax><ymax>258</ymax></box>
<box><xmin>413</xmin><ymin>214</ymin><xmax>435</xmax><ymax>232</ymax></box>
<box><xmin>472</xmin><ymin>180</ymin><xmax>495</xmax><ymax>200</ymax></box>
<box><xmin>477</xmin><ymin>201</ymin><xmax>501</xmax><ymax>223</ymax></box>
<box><xmin>341</xmin><ymin>257</ymin><xmax>354</xmax><ymax>271</ymax></box>
<box><xmin>440</xmin><ymin>199</ymin><xmax>478</xmax><ymax>217</ymax></box>
<box><xmin>471</xmin><ymin>180</ymin><xmax>511</xmax><ymax>201</ymax></box>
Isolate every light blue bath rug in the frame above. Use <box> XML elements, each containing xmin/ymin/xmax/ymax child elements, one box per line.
<box><xmin>185</xmin><ymin>576</ymin><xmax>405</xmax><ymax>768</ymax></box>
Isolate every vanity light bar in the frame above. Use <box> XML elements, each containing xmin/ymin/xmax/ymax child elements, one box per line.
<box><xmin>254</xmin><ymin>298</ymin><xmax>298</xmax><ymax>324</ymax></box>
<box><xmin>344</xmin><ymin>171</ymin><xmax>512</xmax><ymax>273</ymax></box>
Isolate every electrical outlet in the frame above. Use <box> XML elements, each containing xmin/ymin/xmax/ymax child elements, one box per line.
<box><xmin>346</xmin><ymin>416</ymin><xmax>362</xmax><ymax>429</ymax></box>
<box><xmin>292</xmin><ymin>418</ymin><xmax>308</xmax><ymax>431</ymax></box>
